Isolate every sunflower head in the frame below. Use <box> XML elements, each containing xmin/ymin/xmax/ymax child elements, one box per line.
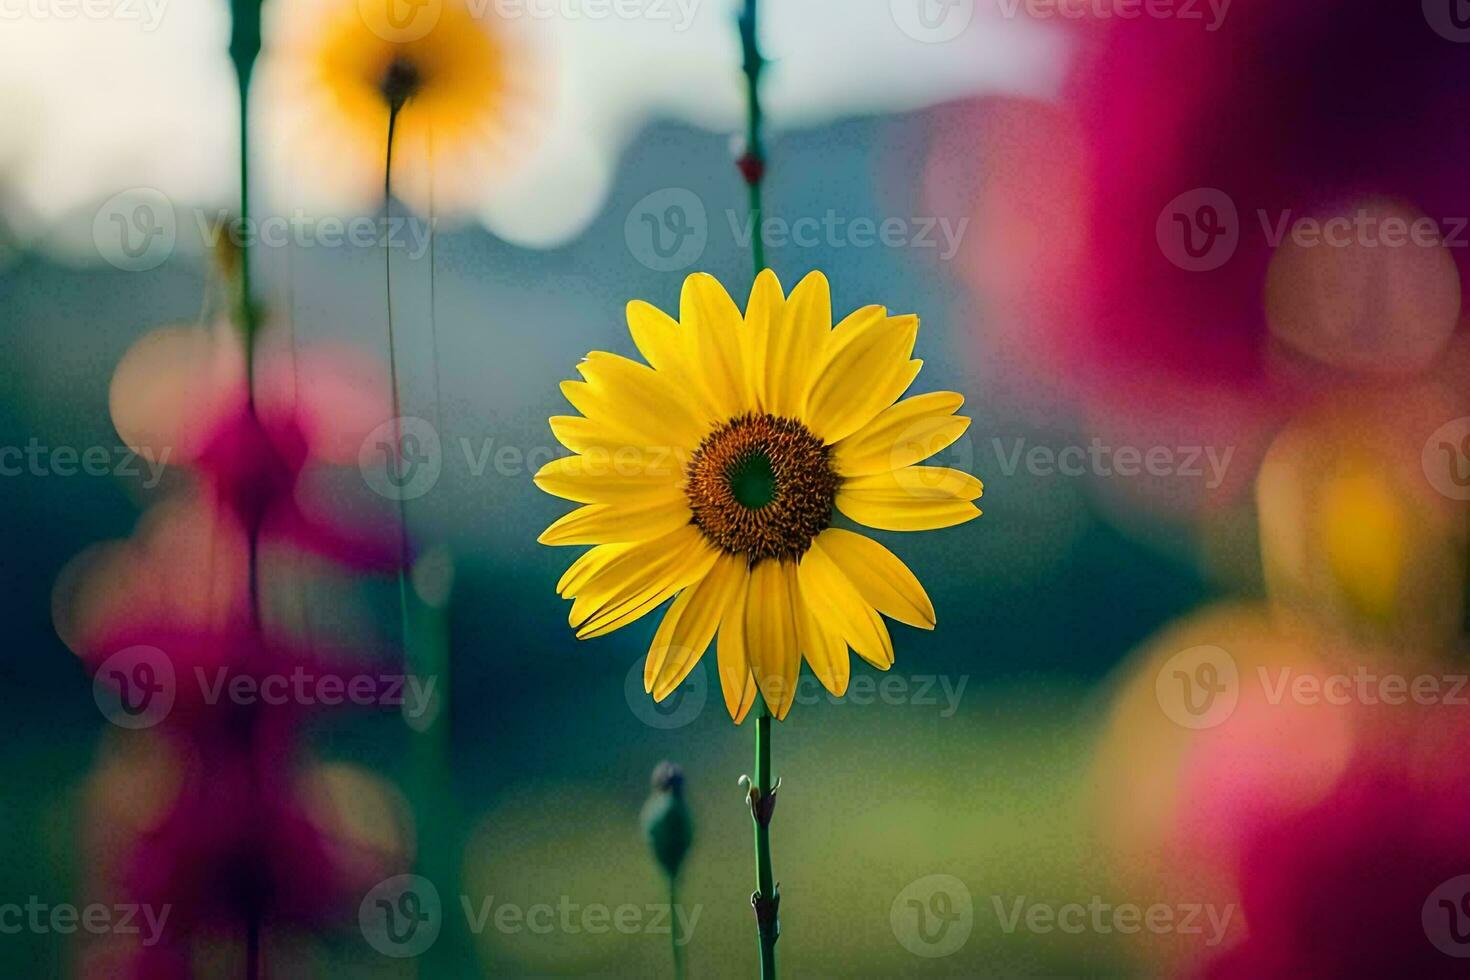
<box><xmin>537</xmin><ymin>270</ymin><xmax>983</xmax><ymax>721</ymax></box>
<box><xmin>259</xmin><ymin>0</ymin><xmax>540</xmax><ymax>213</ymax></box>
<box><xmin>685</xmin><ymin>412</ymin><xmax>840</xmax><ymax>564</ymax></box>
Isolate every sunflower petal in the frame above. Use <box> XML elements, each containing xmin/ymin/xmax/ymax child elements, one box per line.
<box><xmin>627</xmin><ymin>299</ymin><xmax>723</xmax><ymax>425</ymax></box>
<box><xmin>764</xmin><ymin>270</ymin><xmax>830</xmax><ymax>418</ymax></box>
<box><xmin>717</xmin><ymin>567</ymin><xmax>759</xmax><ymax>722</ymax></box>
<box><xmin>831</xmin><ymin>392</ymin><xmax>969</xmax><ymax>476</ymax></box>
<box><xmin>842</xmin><ymin>465</ymin><xmax>984</xmax><ymax>500</ymax></box>
<box><xmin>626</xmin><ymin>300</ymin><xmax>685</xmax><ymax>375</ymax></box>
<box><xmin>743</xmin><ymin>559</ymin><xmax>801</xmax><ymax>720</ymax></box>
<box><xmin>567</xmin><ymin>526</ymin><xmax>716</xmax><ymax>638</ymax></box>
<box><xmin>742</xmin><ymin>269</ymin><xmax>784</xmax><ymax>413</ymax></box>
<box><xmin>797</xmin><ymin>538</ymin><xmax>894</xmax><ymax>669</ymax></box>
<box><xmin>835</xmin><ymin>494</ymin><xmax>982</xmax><ymax>532</ymax></box>
<box><xmin>556</xmin><ymin>542</ymin><xmax>633</xmax><ymax>597</ymax></box>
<box><xmin>796</xmin><ymin>587</ymin><xmax>849</xmax><ymax>696</ymax></box>
<box><xmin>538</xmin><ymin>499</ymin><xmax>691</xmax><ymax>546</ymax></box>
<box><xmin>533</xmin><ymin>453</ymin><xmax>683</xmax><ymax>505</ymax></box>
<box><xmin>648</xmin><ymin>552</ymin><xmax>746</xmax><ymax>699</ymax></box>
<box><xmin>575</xmin><ymin>352</ymin><xmax>706</xmax><ymax>448</ymax></box>
<box><xmin>806</xmin><ymin>311</ymin><xmax>922</xmax><ymax>443</ymax></box>
<box><xmin>681</xmin><ymin>273</ymin><xmax>749</xmax><ymax>418</ymax></box>
<box><xmin>810</xmin><ymin>528</ymin><xmax>935</xmax><ymax>629</ymax></box>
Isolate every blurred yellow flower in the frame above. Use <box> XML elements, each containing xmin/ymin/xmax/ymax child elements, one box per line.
<box><xmin>1319</xmin><ymin>467</ymin><xmax>1405</xmax><ymax>625</ymax></box>
<box><xmin>536</xmin><ymin>270</ymin><xmax>983</xmax><ymax>720</ymax></box>
<box><xmin>1256</xmin><ymin>393</ymin><xmax>1466</xmax><ymax>648</ymax></box>
<box><xmin>258</xmin><ymin>0</ymin><xmax>539</xmax><ymax>214</ymax></box>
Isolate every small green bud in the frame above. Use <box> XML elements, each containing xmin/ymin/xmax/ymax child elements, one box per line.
<box><xmin>641</xmin><ymin>761</ymin><xmax>693</xmax><ymax>880</ymax></box>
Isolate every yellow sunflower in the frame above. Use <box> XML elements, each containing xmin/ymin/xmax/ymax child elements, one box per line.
<box><xmin>258</xmin><ymin>0</ymin><xmax>540</xmax><ymax>214</ymax></box>
<box><xmin>536</xmin><ymin>270</ymin><xmax>983</xmax><ymax>721</ymax></box>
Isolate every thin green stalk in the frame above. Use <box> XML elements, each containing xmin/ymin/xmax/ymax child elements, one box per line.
<box><xmin>752</xmin><ymin>703</ymin><xmax>778</xmax><ymax>980</ymax></box>
<box><xmin>383</xmin><ymin>103</ymin><xmax>414</xmax><ymax>649</ymax></box>
<box><xmin>739</xmin><ymin>0</ymin><xmax>766</xmax><ymax>278</ymax></box>
<box><xmin>670</xmin><ymin>877</ymin><xmax>687</xmax><ymax>980</ymax></box>
<box><xmin>738</xmin><ymin>2</ymin><xmax>779</xmax><ymax>977</ymax></box>
<box><xmin>229</xmin><ymin>6</ymin><xmax>264</xmax><ymax>977</ymax></box>
<box><xmin>229</xmin><ymin>0</ymin><xmax>262</xmax><ymax>385</ymax></box>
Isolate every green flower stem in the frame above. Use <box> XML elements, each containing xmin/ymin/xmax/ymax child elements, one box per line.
<box><xmin>752</xmin><ymin>702</ymin><xmax>778</xmax><ymax>980</ymax></box>
<box><xmin>739</xmin><ymin>2</ymin><xmax>779</xmax><ymax>977</ymax></box>
<box><xmin>670</xmin><ymin>876</ymin><xmax>687</xmax><ymax>980</ymax></box>
<box><xmin>229</xmin><ymin>0</ymin><xmax>262</xmax><ymax>376</ymax></box>
<box><xmin>228</xmin><ymin>7</ymin><xmax>264</xmax><ymax>976</ymax></box>
<box><xmin>739</xmin><ymin>0</ymin><xmax>766</xmax><ymax>277</ymax></box>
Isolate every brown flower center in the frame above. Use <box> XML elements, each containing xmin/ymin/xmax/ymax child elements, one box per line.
<box><xmin>379</xmin><ymin>56</ymin><xmax>424</xmax><ymax>111</ymax></box>
<box><xmin>685</xmin><ymin>413</ymin><xmax>839</xmax><ymax>564</ymax></box>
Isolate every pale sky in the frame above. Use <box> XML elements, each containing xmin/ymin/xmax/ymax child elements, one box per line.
<box><xmin>0</xmin><ymin>0</ymin><xmax>1066</xmax><ymax>254</ymax></box>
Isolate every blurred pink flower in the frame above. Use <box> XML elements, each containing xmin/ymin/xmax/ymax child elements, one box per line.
<box><xmin>1194</xmin><ymin>718</ymin><xmax>1470</xmax><ymax>977</ymax></box>
<box><xmin>110</xmin><ymin>325</ymin><xmax>406</xmax><ymax>570</ymax></box>
<box><xmin>1064</xmin><ymin>0</ymin><xmax>1470</xmax><ymax>390</ymax></box>
<box><xmin>121</xmin><ymin>730</ymin><xmax>398</xmax><ymax>935</ymax></box>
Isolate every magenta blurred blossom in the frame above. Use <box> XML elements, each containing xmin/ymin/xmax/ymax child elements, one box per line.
<box><xmin>1191</xmin><ymin>715</ymin><xmax>1470</xmax><ymax>977</ymax></box>
<box><xmin>1065</xmin><ymin>0</ymin><xmax>1470</xmax><ymax>389</ymax></box>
